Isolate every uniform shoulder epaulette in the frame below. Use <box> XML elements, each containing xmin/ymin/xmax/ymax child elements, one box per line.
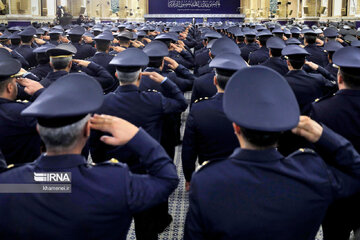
<box><xmin>147</xmin><ymin>89</ymin><xmax>158</xmax><ymax>93</ymax></box>
<box><xmin>193</xmin><ymin>97</ymin><xmax>209</xmax><ymax>104</ymax></box>
<box><xmin>96</xmin><ymin>158</ymin><xmax>127</xmax><ymax>168</ymax></box>
<box><xmin>313</xmin><ymin>92</ymin><xmax>336</xmax><ymax>104</ymax></box>
<box><xmin>195</xmin><ymin>158</ymin><xmax>225</xmax><ymax>173</ymax></box>
<box><xmin>0</xmin><ymin>163</ymin><xmax>27</xmax><ymax>172</ymax></box>
<box><xmin>288</xmin><ymin>148</ymin><xmax>317</xmax><ymax>158</ymax></box>
<box><xmin>16</xmin><ymin>99</ymin><xmax>29</xmax><ymax>103</ymax></box>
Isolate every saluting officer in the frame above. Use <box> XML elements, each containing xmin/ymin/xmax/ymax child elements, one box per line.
<box><xmin>40</xmin><ymin>44</ymin><xmax>115</xmax><ymax>93</ymax></box>
<box><xmin>0</xmin><ymin>53</ymin><xmax>42</xmax><ymax>165</ymax></box>
<box><xmin>184</xmin><ymin>66</ymin><xmax>360</xmax><ymax>240</ymax></box>
<box><xmin>182</xmin><ymin>52</ymin><xmax>247</xmax><ymax>190</ymax></box>
<box><xmin>191</xmin><ymin>37</ymin><xmax>240</xmax><ymax>105</ymax></box>
<box><xmin>261</xmin><ymin>36</ymin><xmax>288</xmax><ymax>75</ymax></box>
<box><xmin>248</xmin><ymin>30</ymin><xmax>271</xmax><ymax>65</ymax></box>
<box><xmin>89</xmin><ymin>31</ymin><xmax>118</xmax><ymax>83</ymax></box>
<box><xmin>68</xmin><ymin>26</ymin><xmax>96</xmax><ymax>60</ymax></box>
<box><xmin>30</xmin><ymin>43</ymin><xmax>55</xmax><ymax>80</ymax></box>
<box><xmin>17</xmin><ymin>26</ymin><xmax>38</xmax><ymax>68</ymax></box>
<box><xmin>311</xmin><ymin>46</ymin><xmax>360</xmax><ymax>240</ymax></box>
<box><xmin>0</xmin><ymin>73</ymin><xmax>179</xmax><ymax>240</ymax></box>
<box><xmin>89</xmin><ymin>48</ymin><xmax>186</xmax><ymax>240</ymax></box>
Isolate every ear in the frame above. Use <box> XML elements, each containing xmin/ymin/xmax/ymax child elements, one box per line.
<box><xmin>138</xmin><ymin>72</ymin><xmax>142</xmax><ymax>81</ymax></box>
<box><xmin>49</xmin><ymin>61</ymin><xmax>53</xmax><ymax>68</ymax></box>
<box><xmin>213</xmin><ymin>75</ymin><xmax>218</xmax><ymax>86</ymax></box>
<box><xmin>84</xmin><ymin>120</ymin><xmax>91</xmax><ymax>138</ymax></box>
<box><xmin>337</xmin><ymin>70</ymin><xmax>343</xmax><ymax>85</ymax></box>
<box><xmin>286</xmin><ymin>59</ymin><xmax>291</xmax><ymax>68</ymax></box>
<box><xmin>36</xmin><ymin>124</ymin><xmax>40</xmax><ymax>134</ymax></box>
<box><xmin>6</xmin><ymin>80</ymin><xmax>14</xmax><ymax>93</ymax></box>
<box><xmin>232</xmin><ymin>123</ymin><xmax>241</xmax><ymax>135</ymax></box>
<box><xmin>115</xmin><ymin>71</ymin><xmax>118</xmax><ymax>78</ymax></box>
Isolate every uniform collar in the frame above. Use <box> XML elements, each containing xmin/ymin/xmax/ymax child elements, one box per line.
<box><xmin>35</xmin><ymin>154</ymin><xmax>87</xmax><ymax>168</ymax></box>
<box><xmin>286</xmin><ymin>69</ymin><xmax>306</xmax><ymax>76</ymax></box>
<box><xmin>337</xmin><ymin>89</ymin><xmax>360</xmax><ymax>96</ymax></box>
<box><xmin>116</xmin><ymin>84</ymin><xmax>139</xmax><ymax>93</ymax></box>
<box><xmin>230</xmin><ymin>148</ymin><xmax>284</xmax><ymax>163</ymax></box>
<box><xmin>144</xmin><ymin>67</ymin><xmax>161</xmax><ymax>73</ymax></box>
<box><xmin>0</xmin><ymin>97</ymin><xmax>13</xmax><ymax>104</ymax></box>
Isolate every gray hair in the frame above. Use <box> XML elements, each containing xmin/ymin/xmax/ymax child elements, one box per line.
<box><xmin>38</xmin><ymin>114</ymin><xmax>90</xmax><ymax>153</ymax></box>
<box><xmin>50</xmin><ymin>56</ymin><xmax>72</xmax><ymax>70</ymax></box>
<box><xmin>116</xmin><ymin>69</ymin><xmax>141</xmax><ymax>83</ymax></box>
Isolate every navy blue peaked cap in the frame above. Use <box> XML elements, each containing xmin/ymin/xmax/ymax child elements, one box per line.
<box><xmin>21</xmin><ymin>73</ymin><xmax>104</xmax><ymax>128</ymax></box>
<box><xmin>223</xmin><ymin>66</ymin><xmax>300</xmax><ymax>132</ymax></box>
<box><xmin>210</xmin><ymin>37</ymin><xmax>241</xmax><ymax>57</ymax></box>
<box><xmin>143</xmin><ymin>40</ymin><xmax>169</xmax><ymax>57</ymax></box>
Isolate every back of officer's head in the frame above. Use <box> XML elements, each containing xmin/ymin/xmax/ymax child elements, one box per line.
<box><xmin>333</xmin><ymin>47</ymin><xmax>360</xmax><ymax>90</ymax></box>
<box><xmin>50</xmin><ymin>33</ymin><xmax>60</xmax><ymax>41</ymax></box>
<box><xmin>68</xmin><ymin>34</ymin><xmax>82</xmax><ymax>43</ymax></box>
<box><xmin>223</xmin><ymin>66</ymin><xmax>299</xmax><ymax>149</ymax></box>
<box><xmin>95</xmin><ymin>39</ymin><xmax>111</xmax><ymax>52</ymax></box>
<box><xmin>0</xmin><ymin>55</ymin><xmax>21</xmax><ymax>99</ymax></box>
<box><xmin>288</xmin><ymin>55</ymin><xmax>306</xmax><ymax>70</ymax></box>
<box><xmin>21</xmin><ymin>74</ymin><xmax>103</xmax><ymax>153</ymax></box>
<box><xmin>20</xmin><ymin>35</ymin><xmax>33</xmax><ymax>44</ymax></box>
<box><xmin>50</xmin><ymin>56</ymin><xmax>72</xmax><ymax>70</ymax></box>
<box><xmin>304</xmin><ymin>34</ymin><xmax>317</xmax><ymax>44</ymax></box>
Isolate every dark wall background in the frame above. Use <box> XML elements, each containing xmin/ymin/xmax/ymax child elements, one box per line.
<box><xmin>148</xmin><ymin>0</ymin><xmax>240</xmax><ymax>14</ymax></box>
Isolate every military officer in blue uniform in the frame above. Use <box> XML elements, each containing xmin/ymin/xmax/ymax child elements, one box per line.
<box><xmin>311</xmin><ymin>46</ymin><xmax>360</xmax><ymax>240</ymax></box>
<box><xmin>0</xmin><ymin>73</ymin><xmax>179</xmax><ymax>240</ymax></box>
<box><xmin>48</xmin><ymin>28</ymin><xmax>63</xmax><ymax>46</ymax></box>
<box><xmin>182</xmin><ymin>52</ymin><xmax>247</xmax><ymax>190</ymax></box>
<box><xmin>240</xmin><ymin>30</ymin><xmax>259</xmax><ymax>62</ymax></box>
<box><xmin>68</xmin><ymin>26</ymin><xmax>96</xmax><ymax>60</ymax></box>
<box><xmin>8</xmin><ymin>31</ymin><xmax>21</xmax><ymax>50</ymax></box>
<box><xmin>89</xmin><ymin>31</ymin><xmax>118</xmax><ymax>90</ymax></box>
<box><xmin>17</xmin><ymin>26</ymin><xmax>38</xmax><ymax>68</ymax></box>
<box><xmin>303</xmin><ymin>28</ymin><xmax>328</xmax><ymax>67</ymax></box>
<box><xmin>90</xmin><ymin>48</ymin><xmax>186</xmax><ymax>240</ymax></box>
<box><xmin>323</xmin><ymin>40</ymin><xmax>343</xmax><ymax>78</ymax></box>
<box><xmin>40</xmin><ymin>44</ymin><xmax>115</xmax><ymax>93</ymax></box>
<box><xmin>0</xmin><ymin>54</ymin><xmax>42</xmax><ymax>165</ymax></box>
<box><xmin>191</xmin><ymin>37</ymin><xmax>241</xmax><ymax>105</ymax></box>
<box><xmin>184</xmin><ymin>66</ymin><xmax>360</xmax><ymax>240</ymax></box>
<box><xmin>248</xmin><ymin>30</ymin><xmax>271</xmax><ymax>65</ymax></box>
<box><xmin>261</xmin><ymin>36</ymin><xmax>289</xmax><ymax>75</ymax></box>
<box><xmin>142</xmin><ymin>40</ymin><xmax>194</xmax><ymax>93</ymax></box>
<box><xmin>30</xmin><ymin>43</ymin><xmax>55</xmax><ymax>80</ymax></box>
<box><xmin>282</xmin><ymin>45</ymin><xmax>334</xmax><ymax>115</ymax></box>
<box><xmin>141</xmin><ymin>40</ymin><xmax>193</xmax><ymax>159</ymax></box>
<box><xmin>155</xmin><ymin>33</ymin><xmax>194</xmax><ymax>70</ymax></box>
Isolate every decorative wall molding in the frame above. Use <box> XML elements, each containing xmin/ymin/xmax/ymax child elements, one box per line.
<box><xmin>144</xmin><ymin>14</ymin><xmax>245</xmax><ymax>18</ymax></box>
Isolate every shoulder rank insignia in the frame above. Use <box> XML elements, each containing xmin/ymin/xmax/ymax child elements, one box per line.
<box><xmin>16</xmin><ymin>100</ymin><xmax>29</xmax><ymax>103</ymax></box>
<box><xmin>196</xmin><ymin>161</ymin><xmax>209</xmax><ymax>172</ymax></box>
<box><xmin>109</xmin><ymin>158</ymin><xmax>119</xmax><ymax>164</ymax></box>
<box><xmin>147</xmin><ymin>89</ymin><xmax>158</xmax><ymax>93</ymax></box>
<box><xmin>194</xmin><ymin>97</ymin><xmax>209</xmax><ymax>104</ymax></box>
<box><xmin>7</xmin><ymin>164</ymin><xmax>14</xmax><ymax>169</ymax></box>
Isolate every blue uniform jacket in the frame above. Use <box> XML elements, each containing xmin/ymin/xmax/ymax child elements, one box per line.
<box><xmin>184</xmin><ymin>126</ymin><xmax>360</xmax><ymax>240</ymax></box>
<box><xmin>0</xmin><ymin>129</ymin><xmax>179</xmax><ymax>240</ymax></box>
<box><xmin>16</xmin><ymin>45</ymin><xmax>37</xmax><ymax>68</ymax></box>
<box><xmin>40</xmin><ymin>62</ymin><xmax>116</xmax><ymax>93</ymax></box>
<box><xmin>182</xmin><ymin>93</ymin><xmax>239</xmax><ymax>181</ymax></box>
<box><xmin>0</xmin><ymin>98</ymin><xmax>41</xmax><ymax>165</ymax></box>
<box><xmin>240</xmin><ymin>42</ymin><xmax>260</xmax><ymax>62</ymax></box>
<box><xmin>90</xmin><ymin>81</ymin><xmax>187</xmax><ymax>167</ymax></box>
<box><xmin>261</xmin><ymin>57</ymin><xmax>289</xmax><ymax>76</ymax></box>
<box><xmin>190</xmin><ymin>71</ymin><xmax>216</xmax><ymax>105</ymax></box>
<box><xmin>71</xmin><ymin>42</ymin><xmax>97</xmax><ymax>60</ymax></box>
<box><xmin>285</xmin><ymin>70</ymin><xmax>334</xmax><ymax>115</ymax></box>
<box><xmin>248</xmin><ymin>46</ymin><xmax>269</xmax><ymax>65</ymax></box>
<box><xmin>305</xmin><ymin>43</ymin><xmax>328</xmax><ymax>67</ymax></box>
<box><xmin>30</xmin><ymin>63</ymin><xmax>52</xmax><ymax>80</ymax></box>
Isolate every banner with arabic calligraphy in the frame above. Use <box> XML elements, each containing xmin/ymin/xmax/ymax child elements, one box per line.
<box><xmin>149</xmin><ymin>0</ymin><xmax>240</xmax><ymax>14</ymax></box>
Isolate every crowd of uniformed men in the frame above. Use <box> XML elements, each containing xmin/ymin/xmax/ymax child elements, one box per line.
<box><xmin>0</xmin><ymin>19</ymin><xmax>360</xmax><ymax>240</ymax></box>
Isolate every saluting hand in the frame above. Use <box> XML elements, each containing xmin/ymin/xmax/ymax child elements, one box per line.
<box><xmin>164</xmin><ymin>57</ymin><xmax>179</xmax><ymax>70</ymax></box>
<box><xmin>16</xmin><ymin>78</ymin><xmax>44</xmax><ymax>96</ymax></box>
<box><xmin>72</xmin><ymin>59</ymin><xmax>91</xmax><ymax>67</ymax></box>
<box><xmin>90</xmin><ymin>114</ymin><xmax>139</xmax><ymax>146</ymax></box>
<box><xmin>141</xmin><ymin>71</ymin><xmax>166</xmax><ymax>84</ymax></box>
<box><xmin>292</xmin><ymin>116</ymin><xmax>323</xmax><ymax>143</ymax></box>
